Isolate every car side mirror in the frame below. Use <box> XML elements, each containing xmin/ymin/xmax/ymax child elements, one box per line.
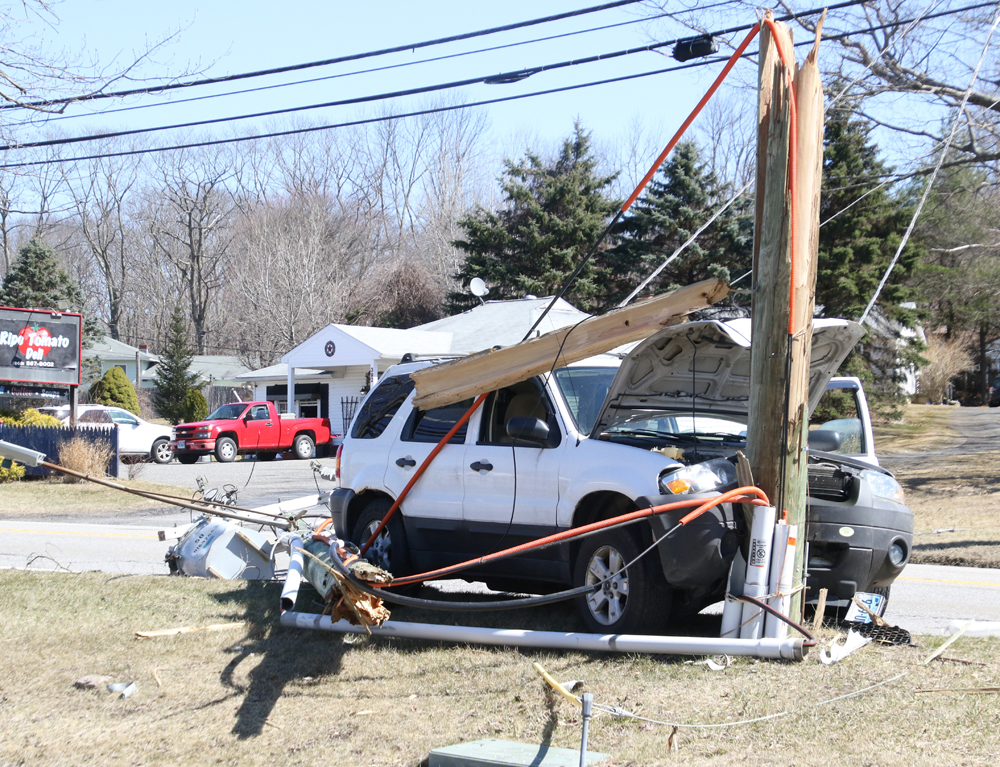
<box><xmin>808</xmin><ymin>429</ymin><xmax>842</xmax><ymax>452</ymax></box>
<box><xmin>506</xmin><ymin>416</ymin><xmax>550</xmax><ymax>445</ymax></box>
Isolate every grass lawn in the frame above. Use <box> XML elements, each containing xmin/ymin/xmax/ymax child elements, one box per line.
<box><xmin>1</xmin><ymin>570</ymin><xmax>999</xmax><ymax>767</ymax></box>
<box><xmin>0</xmin><ymin>477</ymin><xmax>190</xmax><ymax>518</ymax></box>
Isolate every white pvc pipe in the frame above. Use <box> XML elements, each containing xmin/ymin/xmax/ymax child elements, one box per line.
<box><xmin>279</xmin><ymin>535</ymin><xmax>305</xmax><ymax>613</ymax></box>
<box><xmin>765</xmin><ymin>524</ymin><xmax>788</xmax><ymax>639</ymax></box>
<box><xmin>280</xmin><ymin>612</ymin><xmax>806</xmax><ymax>660</ymax></box>
<box><xmin>252</xmin><ymin>494</ymin><xmax>324</xmax><ymax>517</ymax></box>
<box><xmin>765</xmin><ymin>524</ymin><xmax>797</xmax><ymax>639</ymax></box>
<box><xmin>720</xmin><ymin>549</ymin><xmax>746</xmax><ymax>639</ymax></box>
<box><xmin>740</xmin><ymin>505</ymin><xmax>776</xmax><ymax>640</ymax></box>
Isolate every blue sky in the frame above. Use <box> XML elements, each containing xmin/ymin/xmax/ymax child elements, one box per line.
<box><xmin>31</xmin><ymin>1</ymin><xmax>747</xmax><ymax>162</ymax></box>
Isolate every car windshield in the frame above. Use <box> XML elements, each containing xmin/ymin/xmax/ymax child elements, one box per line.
<box><xmin>554</xmin><ymin>365</ymin><xmax>748</xmax><ymax>443</ymax></box>
<box><xmin>206</xmin><ymin>403</ymin><xmax>248</xmax><ymax>420</ymax></box>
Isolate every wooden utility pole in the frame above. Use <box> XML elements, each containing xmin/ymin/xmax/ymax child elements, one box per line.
<box><xmin>746</xmin><ymin>11</ymin><xmax>825</xmax><ymax>620</ymax></box>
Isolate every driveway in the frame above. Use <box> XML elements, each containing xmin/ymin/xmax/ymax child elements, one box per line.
<box><xmin>138</xmin><ymin>454</ymin><xmax>338</xmax><ymax>509</ymax></box>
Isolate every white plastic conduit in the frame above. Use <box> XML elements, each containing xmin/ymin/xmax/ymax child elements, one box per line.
<box><xmin>740</xmin><ymin>505</ymin><xmax>777</xmax><ymax>639</ymax></box>
<box><xmin>280</xmin><ymin>612</ymin><xmax>806</xmax><ymax>660</ymax></box>
<box><xmin>278</xmin><ymin>535</ymin><xmax>305</xmax><ymax>613</ymax></box>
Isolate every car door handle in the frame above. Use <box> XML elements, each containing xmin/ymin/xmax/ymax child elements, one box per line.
<box><xmin>470</xmin><ymin>461</ymin><xmax>493</xmax><ymax>472</ymax></box>
<box><xmin>395</xmin><ymin>457</ymin><xmax>416</xmax><ymax>468</ymax></box>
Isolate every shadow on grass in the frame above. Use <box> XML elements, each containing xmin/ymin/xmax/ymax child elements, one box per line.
<box><xmin>212</xmin><ymin>581</ymin><xmax>354</xmax><ymax>739</ymax></box>
<box><xmin>913</xmin><ymin>539</ymin><xmax>1000</xmax><ymax>552</ymax></box>
<box><xmin>210</xmin><ymin>579</ymin><xmax>723</xmax><ymax>739</ymax></box>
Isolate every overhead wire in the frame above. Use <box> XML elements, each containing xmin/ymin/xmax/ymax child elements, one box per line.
<box><xmin>37</xmin><ymin>5</ymin><xmax>726</xmax><ymax>125</ymax></box>
<box><xmin>859</xmin><ymin>5</ymin><xmax>1000</xmax><ymax>323</ymax></box>
<box><xmin>2</xmin><ymin>0</ymin><xmax>648</xmax><ymax>112</ymax></box>
<box><xmin>1</xmin><ymin>0</ymin><xmax>984</xmax><ymax>169</ymax></box>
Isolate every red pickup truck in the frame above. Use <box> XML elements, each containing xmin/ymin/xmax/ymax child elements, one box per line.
<box><xmin>169</xmin><ymin>401</ymin><xmax>332</xmax><ymax>464</ymax></box>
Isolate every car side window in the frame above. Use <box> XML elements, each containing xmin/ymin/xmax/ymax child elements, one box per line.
<box><xmin>250</xmin><ymin>405</ymin><xmax>270</xmax><ymax>420</ymax></box>
<box><xmin>351</xmin><ymin>375</ymin><xmax>415</xmax><ymax>439</ymax></box>
<box><xmin>109</xmin><ymin>411</ymin><xmax>138</xmax><ymax>426</ymax></box>
<box><xmin>479</xmin><ymin>379</ymin><xmax>560</xmax><ymax>448</ymax></box>
<box><xmin>80</xmin><ymin>410</ymin><xmax>112</xmax><ymax>424</ymax></box>
<box><xmin>402</xmin><ymin>398</ymin><xmax>474</xmax><ymax>444</ymax></box>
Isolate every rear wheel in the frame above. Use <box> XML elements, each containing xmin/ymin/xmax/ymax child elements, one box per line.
<box><xmin>151</xmin><ymin>438</ymin><xmax>172</xmax><ymax>464</ymax></box>
<box><xmin>177</xmin><ymin>454</ymin><xmax>199</xmax><ymax>465</ymax></box>
<box><xmin>350</xmin><ymin>498</ymin><xmax>412</xmax><ymax>579</ymax></box>
<box><xmin>573</xmin><ymin>528</ymin><xmax>670</xmax><ymax>634</ymax></box>
<box><xmin>293</xmin><ymin>434</ymin><xmax>315</xmax><ymax>460</ymax></box>
<box><xmin>215</xmin><ymin>437</ymin><xmax>237</xmax><ymax>463</ymax></box>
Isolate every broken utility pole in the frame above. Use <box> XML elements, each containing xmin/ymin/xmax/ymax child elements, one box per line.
<box><xmin>746</xmin><ymin>11</ymin><xmax>825</xmax><ymax>621</ymax></box>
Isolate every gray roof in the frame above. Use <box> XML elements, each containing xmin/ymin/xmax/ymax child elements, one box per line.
<box><xmin>84</xmin><ymin>336</ymin><xmax>158</xmax><ymax>362</ymax></box>
<box><xmin>413</xmin><ymin>296</ymin><xmax>590</xmax><ymax>353</ymax></box>
<box><xmin>236</xmin><ymin>363</ymin><xmax>328</xmax><ymax>381</ymax></box>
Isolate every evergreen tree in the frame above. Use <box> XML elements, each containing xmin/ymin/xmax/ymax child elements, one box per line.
<box><xmin>447</xmin><ymin>123</ymin><xmax>619</xmax><ymax>314</ymax></box>
<box><xmin>818</xmin><ymin>106</ymin><xmax>925</xmax><ymax>418</ymax></box>
<box><xmin>604</xmin><ymin>141</ymin><xmax>753</xmax><ymax>307</ymax></box>
<box><xmin>817</xmin><ymin>111</ymin><xmax>921</xmax><ymax>320</ymax></box>
<box><xmin>153</xmin><ymin>306</ymin><xmax>203</xmax><ymax>425</ymax></box>
<box><xmin>0</xmin><ymin>238</ymin><xmax>100</xmax><ymax>343</ymax></box>
<box><xmin>89</xmin><ymin>367</ymin><xmax>139</xmax><ymax>415</ymax></box>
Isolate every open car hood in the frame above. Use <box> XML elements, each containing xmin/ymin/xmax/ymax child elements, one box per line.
<box><xmin>590</xmin><ymin>318</ymin><xmax>865</xmax><ymax>437</ymax></box>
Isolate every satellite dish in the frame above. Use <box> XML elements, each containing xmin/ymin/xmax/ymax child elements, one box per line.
<box><xmin>469</xmin><ymin>277</ymin><xmax>489</xmax><ymax>299</ymax></box>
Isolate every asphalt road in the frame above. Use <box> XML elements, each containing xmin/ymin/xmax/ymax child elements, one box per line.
<box><xmin>2</xmin><ymin>515</ymin><xmax>996</xmax><ymax>636</ymax></box>
<box><xmin>137</xmin><ymin>453</ymin><xmax>338</xmax><ymax>509</ymax></box>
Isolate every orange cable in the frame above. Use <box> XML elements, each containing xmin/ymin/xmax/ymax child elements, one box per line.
<box><xmin>385</xmin><ymin>486</ymin><xmax>770</xmax><ymax>587</ymax></box>
<box><xmin>762</xmin><ymin>17</ymin><xmax>799</xmax><ymax>335</ymax></box>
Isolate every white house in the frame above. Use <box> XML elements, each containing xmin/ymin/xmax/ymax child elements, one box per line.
<box><xmin>237</xmin><ymin>297</ymin><xmax>590</xmax><ymax>435</ymax></box>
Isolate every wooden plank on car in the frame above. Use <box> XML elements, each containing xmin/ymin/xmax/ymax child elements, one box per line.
<box><xmin>411</xmin><ymin>277</ymin><xmax>730</xmax><ymax>411</ymax></box>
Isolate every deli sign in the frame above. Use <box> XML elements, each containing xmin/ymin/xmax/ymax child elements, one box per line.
<box><xmin>0</xmin><ymin>306</ymin><xmax>82</xmax><ymax>386</ymax></box>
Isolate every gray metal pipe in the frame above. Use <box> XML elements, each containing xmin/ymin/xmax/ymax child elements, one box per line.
<box><xmin>279</xmin><ymin>612</ymin><xmax>806</xmax><ymax>660</ymax></box>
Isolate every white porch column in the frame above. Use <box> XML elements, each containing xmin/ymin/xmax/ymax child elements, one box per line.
<box><xmin>287</xmin><ymin>365</ymin><xmax>297</xmax><ymax>416</ymax></box>
<box><xmin>369</xmin><ymin>360</ymin><xmax>379</xmax><ymax>390</ymax></box>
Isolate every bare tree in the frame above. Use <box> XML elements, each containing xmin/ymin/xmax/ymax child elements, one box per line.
<box><xmin>146</xmin><ymin>146</ymin><xmax>239</xmax><ymax>353</ymax></box>
<box><xmin>59</xmin><ymin>141</ymin><xmax>144</xmax><ymax>340</ymax></box>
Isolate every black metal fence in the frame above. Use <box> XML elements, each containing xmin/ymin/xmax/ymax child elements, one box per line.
<box><xmin>0</xmin><ymin>424</ymin><xmax>119</xmax><ymax>479</ymax></box>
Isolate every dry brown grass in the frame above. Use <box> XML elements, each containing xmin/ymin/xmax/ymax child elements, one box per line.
<box><xmin>891</xmin><ymin>449</ymin><xmax>1000</xmax><ymax>568</ymax></box>
<box><xmin>872</xmin><ymin>404</ymin><xmax>957</xmax><ymax>454</ymax></box>
<box><xmin>1</xmin><ymin>570</ymin><xmax>998</xmax><ymax>767</ymax></box>
<box><xmin>56</xmin><ymin>435</ymin><xmax>114</xmax><ymax>483</ymax></box>
<box><xmin>0</xmin><ymin>477</ymin><xmax>189</xmax><ymax>518</ymax></box>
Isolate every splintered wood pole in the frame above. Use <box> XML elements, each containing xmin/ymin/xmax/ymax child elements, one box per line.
<box><xmin>747</xmin><ymin>11</ymin><xmax>825</xmax><ymax>621</ymax></box>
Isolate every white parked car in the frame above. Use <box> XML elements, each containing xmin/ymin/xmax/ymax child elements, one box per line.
<box><xmin>330</xmin><ymin>319</ymin><xmax>913</xmax><ymax>633</ymax></box>
<box><xmin>41</xmin><ymin>405</ymin><xmax>173</xmax><ymax>464</ymax></box>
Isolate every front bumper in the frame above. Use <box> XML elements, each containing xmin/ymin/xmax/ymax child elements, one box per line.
<box><xmin>805</xmin><ymin>494</ymin><xmax>913</xmax><ymax>601</ymax></box>
<box><xmin>168</xmin><ymin>438</ymin><xmax>217</xmax><ymax>454</ymax></box>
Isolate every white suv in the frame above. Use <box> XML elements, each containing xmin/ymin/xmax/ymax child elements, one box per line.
<box><xmin>330</xmin><ymin>319</ymin><xmax>913</xmax><ymax>633</ymax></box>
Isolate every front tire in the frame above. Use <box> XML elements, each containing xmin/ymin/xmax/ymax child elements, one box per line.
<box><xmin>573</xmin><ymin>528</ymin><xmax>670</xmax><ymax>634</ymax></box>
<box><xmin>151</xmin><ymin>438</ymin><xmax>172</xmax><ymax>464</ymax></box>
<box><xmin>293</xmin><ymin>434</ymin><xmax>315</xmax><ymax>460</ymax></box>
<box><xmin>215</xmin><ymin>437</ymin><xmax>237</xmax><ymax>463</ymax></box>
<box><xmin>350</xmin><ymin>498</ymin><xmax>412</xmax><ymax>578</ymax></box>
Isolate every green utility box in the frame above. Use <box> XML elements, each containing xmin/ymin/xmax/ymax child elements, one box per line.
<box><xmin>429</xmin><ymin>738</ymin><xmax>608</xmax><ymax>767</ymax></box>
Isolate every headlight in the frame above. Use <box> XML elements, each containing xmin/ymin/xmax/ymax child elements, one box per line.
<box><xmin>196</xmin><ymin>430</ymin><xmax>211</xmax><ymax>438</ymax></box>
<box><xmin>659</xmin><ymin>458</ymin><xmax>737</xmax><ymax>495</ymax></box>
<box><xmin>862</xmin><ymin>469</ymin><xmax>905</xmax><ymax>504</ymax></box>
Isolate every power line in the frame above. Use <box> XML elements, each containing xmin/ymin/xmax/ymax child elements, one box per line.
<box><xmin>1</xmin><ymin>0</ymin><xmax>648</xmax><ymax>112</ymax></box>
<box><xmin>38</xmin><ymin>8</ymin><xmax>698</xmax><ymax>125</ymax></box>
<box><xmin>0</xmin><ymin>0</ymin><xmax>876</xmax><ymax>158</ymax></box>
<box><xmin>3</xmin><ymin>0</ymin><xmax>983</xmax><ymax>169</ymax></box>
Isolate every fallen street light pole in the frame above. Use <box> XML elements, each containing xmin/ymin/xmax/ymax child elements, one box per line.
<box><xmin>0</xmin><ymin>439</ymin><xmax>291</xmax><ymax>530</ymax></box>
<box><xmin>279</xmin><ymin>612</ymin><xmax>807</xmax><ymax>660</ymax></box>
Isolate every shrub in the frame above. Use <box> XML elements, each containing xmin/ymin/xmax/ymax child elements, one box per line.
<box><xmin>0</xmin><ymin>461</ymin><xmax>25</xmax><ymax>483</ymax></box>
<box><xmin>89</xmin><ymin>367</ymin><xmax>139</xmax><ymax>415</ymax></box>
<box><xmin>0</xmin><ymin>408</ymin><xmax>62</xmax><ymax>427</ymax></box>
<box><xmin>57</xmin><ymin>436</ymin><xmax>113</xmax><ymax>483</ymax></box>
<box><xmin>181</xmin><ymin>388</ymin><xmax>208</xmax><ymax>423</ymax></box>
